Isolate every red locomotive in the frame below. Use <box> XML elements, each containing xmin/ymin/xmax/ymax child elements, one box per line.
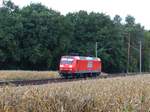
<box><xmin>59</xmin><ymin>56</ymin><xmax>102</xmax><ymax>78</ymax></box>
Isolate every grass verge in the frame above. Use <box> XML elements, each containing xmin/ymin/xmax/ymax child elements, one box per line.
<box><xmin>0</xmin><ymin>70</ymin><xmax>59</xmax><ymax>81</ymax></box>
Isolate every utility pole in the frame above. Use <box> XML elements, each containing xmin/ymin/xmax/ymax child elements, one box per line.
<box><xmin>149</xmin><ymin>51</ymin><xmax>150</xmax><ymax>72</ymax></box>
<box><xmin>127</xmin><ymin>33</ymin><xmax>130</xmax><ymax>74</ymax></box>
<box><xmin>139</xmin><ymin>41</ymin><xmax>142</xmax><ymax>74</ymax></box>
<box><xmin>95</xmin><ymin>42</ymin><xmax>98</xmax><ymax>57</ymax></box>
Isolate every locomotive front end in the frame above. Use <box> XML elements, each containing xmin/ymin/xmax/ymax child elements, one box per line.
<box><xmin>59</xmin><ymin>56</ymin><xmax>75</xmax><ymax>77</ymax></box>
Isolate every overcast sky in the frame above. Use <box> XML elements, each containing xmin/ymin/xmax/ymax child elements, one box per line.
<box><xmin>1</xmin><ymin>0</ymin><xmax>150</xmax><ymax>29</ymax></box>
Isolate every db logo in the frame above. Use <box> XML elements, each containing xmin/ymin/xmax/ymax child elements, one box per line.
<box><xmin>87</xmin><ymin>61</ymin><xmax>93</xmax><ymax>68</ymax></box>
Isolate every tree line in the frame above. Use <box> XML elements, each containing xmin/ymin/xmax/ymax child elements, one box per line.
<box><xmin>0</xmin><ymin>1</ymin><xmax>149</xmax><ymax>73</ymax></box>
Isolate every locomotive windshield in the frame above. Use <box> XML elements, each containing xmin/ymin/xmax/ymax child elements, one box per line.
<box><xmin>60</xmin><ymin>58</ymin><xmax>73</xmax><ymax>64</ymax></box>
<box><xmin>61</xmin><ymin>60</ymin><xmax>73</xmax><ymax>64</ymax></box>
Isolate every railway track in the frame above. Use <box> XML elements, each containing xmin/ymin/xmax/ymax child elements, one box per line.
<box><xmin>0</xmin><ymin>73</ymin><xmax>149</xmax><ymax>86</ymax></box>
<box><xmin>0</xmin><ymin>78</ymin><xmax>62</xmax><ymax>86</ymax></box>
<box><xmin>0</xmin><ymin>76</ymin><xmax>105</xmax><ymax>86</ymax></box>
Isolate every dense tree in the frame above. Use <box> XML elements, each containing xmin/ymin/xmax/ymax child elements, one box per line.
<box><xmin>124</xmin><ymin>15</ymin><xmax>145</xmax><ymax>72</ymax></box>
<box><xmin>0</xmin><ymin>1</ymin><xmax>149</xmax><ymax>73</ymax></box>
<box><xmin>143</xmin><ymin>31</ymin><xmax>150</xmax><ymax>72</ymax></box>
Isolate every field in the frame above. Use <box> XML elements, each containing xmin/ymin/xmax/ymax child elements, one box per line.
<box><xmin>0</xmin><ymin>74</ymin><xmax>150</xmax><ymax>112</ymax></box>
<box><xmin>0</xmin><ymin>70</ymin><xmax>59</xmax><ymax>81</ymax></box>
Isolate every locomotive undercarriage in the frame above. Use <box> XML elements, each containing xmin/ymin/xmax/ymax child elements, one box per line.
<box><xmin>60</xmin><ymin>72</ymin><xmax>101</xmax><ymax>79</ymax></box>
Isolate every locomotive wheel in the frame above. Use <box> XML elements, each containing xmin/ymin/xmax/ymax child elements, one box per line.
<box><xmin>75</xmin><ymin>73</ymin><xmax>80</xmax><ymax>78</ymax></box>
<box><xmin>93</xmin><ymin>73</ymin><xmax>97</xmax><ymax>77</ymax></box>
<box><xmin>63</xmin><ymin>74</ymin><xmax>68</xmax><ymax>79</ymax></box>
<box><xmin>87</xmin><ymin>73</ymin><xmax>90</xmax><ymax>77</ymax></box>
<box><xmin>83</xmin><ymin>73</ymin><xmax>87</xmax><ymax>78</ymax></box>
<box><xmin>61</xmin><ymin>73</ymin><xmax>69</xmax><ymax>79</ymax></box>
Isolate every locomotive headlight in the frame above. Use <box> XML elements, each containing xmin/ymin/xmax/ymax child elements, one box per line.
<box><xmin>69</xmin><ymin>65</ymin><xmax>72</xmax><ymax>68</ymax></box>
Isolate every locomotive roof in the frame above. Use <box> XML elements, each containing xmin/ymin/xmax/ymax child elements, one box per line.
<box><xmin>62</xmin><ymin>56</ymin><xmax>101</xmax><ymax>60</ymax></box>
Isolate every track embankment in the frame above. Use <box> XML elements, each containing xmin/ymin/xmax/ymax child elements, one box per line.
<box><xmin>0</xmin><ymin>72</ymin><xmax>149</xmax><ymax>86</ymax></box>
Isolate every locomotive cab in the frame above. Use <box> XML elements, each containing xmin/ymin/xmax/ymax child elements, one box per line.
<box><xmin>59</xmin><ymin>56</ymin><xmax>75</xmax><ymax>74</ymax></box>
<box><xmin>60</xmin><ymin>60</ymin><xmax>73</xmax><ymax>67</ymax></box>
